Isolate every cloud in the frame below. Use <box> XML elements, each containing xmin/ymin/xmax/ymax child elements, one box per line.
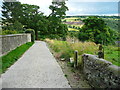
<box><xmin>68</xmin><ymin>0</ymin><xmax>119</xmax><ymax>2</ymax></box>
<box><xmin>66</xmin><ymin>2</ymin><xmax>118</xmax><ymax>16</ymax></box>
<box><xmin>18</xmin><ymin>0</ymin><xmax>119</xmax><ymax>16</ymax></box>
<box><xmin>19</xmin><ymin>0</ymin><xmax>52</xmax><ymax>15</ymax></box>
<box><xmin>0</xmin><ymin>1</ymin><xmax>3</xmax><ymax>17</ymax></box>
<box><xmin>0</xmin><ymin>0</ymin><xmax>119</xmax><ymax>16</ymax></box>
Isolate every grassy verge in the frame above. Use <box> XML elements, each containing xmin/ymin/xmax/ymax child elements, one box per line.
<box><xmin>45</xmin><ymin>39</ymin><xmax>120</xmax><ymax>67</ymax></box>
<box><xmin>45</xmin><ymin>39</ymin><xmax>98</xmax><ymax>66</ymax></box>
<box><xmin>0</xmin><ymin>42</ymin><xmax>34</xmax><ymax>74</ymax></box>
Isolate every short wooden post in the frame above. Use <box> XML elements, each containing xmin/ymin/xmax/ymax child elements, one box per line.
<box><xmin>98</xmin><ymin>44</ymin><xmax>104</xmax><ymax>58</ymax></box>
<box><xmin>74</xmin><ymin>50</ymin><xmax>78</xmax><ymax>68</ymax></box>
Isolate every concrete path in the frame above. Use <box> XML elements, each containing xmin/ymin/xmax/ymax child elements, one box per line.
<box><xmin>1</xmin><ymin>41</ymin><xmax>71</xmax><ymax>88</ymax></box>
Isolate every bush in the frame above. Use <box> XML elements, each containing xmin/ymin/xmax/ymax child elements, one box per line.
<box><xmin>2</xmin><ymin>30</ymin><xmax>18</xmax><ymax>35</ymax></box>
<box><xmin>25</xmin><ymin>29</ymin><xmax>35</xmax><ymax>42</ymax></box>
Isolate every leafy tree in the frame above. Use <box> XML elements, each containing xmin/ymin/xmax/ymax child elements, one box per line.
<box><xmin>37</xmin><ymin>15</ymin><xmax>50</xmax><ymax>38</ymax></box>
<box><xmin>1</xmin><ymin>1</ymin><xmax>22</xmax><ymax>30</ymax></box>
<box><xmin>7</xmin><ymin>21</ymin><xmax>23</xmax><ymax>31</ymax></box>
<box><xmin>68</xmin><ymin>31</ymin><xmax>79</xmax><ymax>38</ymax></box>
<box><xmin>63</xmin><ymin>20</ymin><xmax>66</xmax><ymax>22</ymax></box>
<box><xmin>1</xmin><ymin>2</ymin><xmax>43</xmax><ymax>39</ymax></box>
<box><xmin>20</xmin><ymin>4</ymin><xmax>41</xmax><ymax>40</ymax></box>
<box><xmin>49</xmin><ymin>0</ymin><xmax>68</xmax><ymax>19</ymax></box>
<box><xmin>78</xmin><ymin>16</ymin><xmax>117</xmax><ymax>45</ymax></box>
<box><xmin>1</xmin><ymin>0</ymin><xmax>69</xmax><ymax>40</ymax></box>
<box><xmin>48</xmin><ymin>0</ymin><xmax>69</xmax><ymax>40</ymax></box>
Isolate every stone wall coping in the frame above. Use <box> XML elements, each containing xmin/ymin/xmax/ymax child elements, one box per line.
<box><xmin>107</xmin><ymin>65</ymin><xmax>120</xmax><ymax>75</ymax></box>
<box><xmin>0</xmin><ymin>33</ymin><xmax>31</xmax><ymax>38</ymax></box>
<box><xmin>82</xmin><ymin>54</ymin><xmax>119</xmax><ymax>67</ymax></box>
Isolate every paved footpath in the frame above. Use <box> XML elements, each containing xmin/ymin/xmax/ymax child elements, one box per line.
<box><xmin>1</xmin><ymin>41</ymin><xmax>71</xmax><ymax>88</ymax></box>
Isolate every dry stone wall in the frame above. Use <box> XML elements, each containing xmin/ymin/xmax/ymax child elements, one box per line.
<box><xmin>0</xmin><ymin>34</ymin><xmax>31</xmax><ymax>56</ymax></box>
<box><xmin>82</xmin><ymin>54</ymin><xmax>120</xmax><ymax>88</ymax></box>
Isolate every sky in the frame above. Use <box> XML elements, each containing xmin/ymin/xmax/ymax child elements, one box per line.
<box><xmin>0</xmin><ymin>0</ymin><xmax>119</xmax><ymax>16</ymax></box>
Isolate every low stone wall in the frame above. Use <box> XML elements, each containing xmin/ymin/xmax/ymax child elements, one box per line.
<box><xmin>82</xmin><ymin>54</ymin><xmax>120</xmax><ymax>88</ymax></box>
<box><xmin>0</xmin><ymin>34</ymin><xmax>31</xmax><ymax>56</ymax></box>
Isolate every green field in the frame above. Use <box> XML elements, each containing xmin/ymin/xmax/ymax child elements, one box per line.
<box><xmin>63</xmin><ymin>17</ymin><xmax>84</xmax><ymax>31</ymax></box>
<box><xmin>104</xmin><ymin>46</ymin><xmax>120</xmax><ymax>66</ymax></box>
<box><xmin>63</xmin><ymin>17</ymin><xmax>79</xmax><ymax>22</ymax></box>
<box><xmin>63</xmin><ymin>16</ymin><xmax>119</xmax><ymax>32</ymax></box>
<box><xmin>68</xmin><ymin>28</ymin><xmax>79</xmax><ymax>32</ymax></box>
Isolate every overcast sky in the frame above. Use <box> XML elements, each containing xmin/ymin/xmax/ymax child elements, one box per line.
<box><xmin>0</xmin><ymin>0</ymin><xmax>119</xmax><ymax>16</ymax></box>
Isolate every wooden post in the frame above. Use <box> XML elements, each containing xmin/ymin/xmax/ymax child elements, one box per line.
<box><xmin>98</xmin><ymin>44</ymin><xmax>104</xmax><ymax>58</ymax></box>
<box><xmin>74</xmin><ymin>50</ymin><xmax>78</xmax><ymax>68</ymax></box>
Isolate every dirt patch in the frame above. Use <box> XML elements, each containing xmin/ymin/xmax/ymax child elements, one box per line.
<box><xmin>56</xmin><ymin>59</ymin><xmax>92</xmax><ymax>88</ymax></box>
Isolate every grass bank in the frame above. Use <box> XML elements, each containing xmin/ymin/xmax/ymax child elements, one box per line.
<box><xmin>45</xmin><ymin>39</ymin><xmax>120</xmax><ymax>66</ymax></box>
<box><xmin>45</xmin><ymin>39</ymin><xmax>98</xmax><ymax>66</ymax></box>
<box><xmin>0</xmin><ymin>42</ymin><xmax>34</xmax><ymax>74</ymax></box>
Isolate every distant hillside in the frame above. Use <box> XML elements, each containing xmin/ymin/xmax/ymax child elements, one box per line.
<box><xmin>103</xmin><ymin>18</ymin><xmax>118</xmax><ymax>32</ymax></box>
<box><xmin>65</xmin><ymin>15</ymin><xmax>120</xmax><ymax>19</ymax></box>
<box><xmin>65</xmin><ymin>16</ymin><xmax>119</xmax><ymax>32</ymax></box>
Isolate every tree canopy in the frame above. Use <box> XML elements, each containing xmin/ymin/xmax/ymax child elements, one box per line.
<box><xmin>2</xmin><ymin>1</ymin><xmax>22</xmax><ymax>30</ymax></box>
<box><xmin>47</xmin><ymin>0</ymin><xmax>69</xmax><ymax>39</ymax></box>
<box><xmin>1</xmin><ymin>0</ymin><xmax>69</xmax><ymax>40</ymax></box>
<box><xmin>78</xmin><ymin>16</ymin><xmax>117</xmax><ymax>45</ymax></box>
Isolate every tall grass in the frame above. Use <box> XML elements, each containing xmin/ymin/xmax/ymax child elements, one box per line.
<box><xmin>45</xmin><ymin>39</ymin><xmax>98</xmax><ymax>60</ymax></box>
<box><xmin>46</xmin><ymin>39</ymin><xmax>120</xmax><ymax>66</ymax></box>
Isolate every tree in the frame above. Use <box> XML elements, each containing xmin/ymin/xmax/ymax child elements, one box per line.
<box><xmin>20</xmin><ymin>4</ymin><xmax>41</xmax><ymax>40</ymax></box>
<box><xmin>2</xmin><ymin>1</ymin><xmax>44</xmax><ymax>39</ymax></box>
<box><xmin>1</xmin><ymin>1</ymin><xmax>22</xmax><ymax>30</ymax></box>
<box><xmin>1</xmin><ymin>0</ymin><xmax>69</xmax><ymax>40</ymax></box>
<box><xmin>8</xmin><ymin>21</ymin><xmax>23</xmax><ymax>31</ymax></box>
<box><xmin>49</xmin><ymin>0</ymin><xmax>68</xmax><ymax>19</ymax></box>
<box><xmin>78</xmin><ymin>16</ymin><xmax>117</xmax><ymax>44</ymax></box>
<box><xmin>37</xmin><ymin>15</ymin><xmax>50</xmax><ymax>38</ymax></box>
<box><xmin>48</xmin><ymin>0</ymin><xmax>69</xmax><ymax>39</ymax></box>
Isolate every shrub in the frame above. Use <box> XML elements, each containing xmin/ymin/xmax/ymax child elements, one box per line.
<box><xmin>25</xmin><ymin>29</ymin><xmax>35</xmax><ymax>42</ymax></box>
<box><xmin>2</xmin><ymin>30</ymin><xmax>18</xmax><ymax>35</ymax></box>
